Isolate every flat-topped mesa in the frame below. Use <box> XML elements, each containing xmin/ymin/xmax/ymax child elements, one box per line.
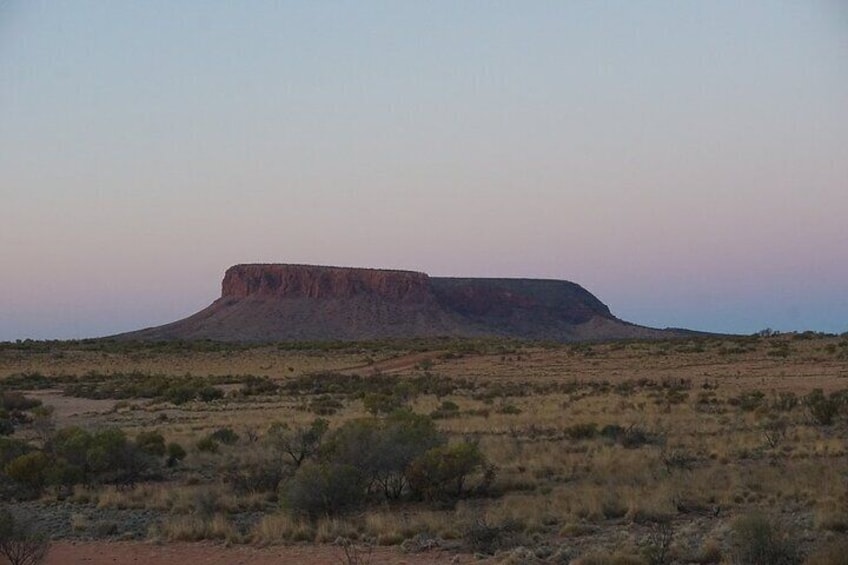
<box><xmin>221</xmin><ymin>264</ymin><xmax>433</xmax><ymax>302</ymax></box>
<box><xmin>115</xmin><ymin>263</ymin><xmax>701</xmax><ymax>342</ymax></box>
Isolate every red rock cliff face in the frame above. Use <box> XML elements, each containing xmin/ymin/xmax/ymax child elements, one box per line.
<box><xmin>221</xmin><ymin>264</ymin><xmax>434</xmax><ymax>302</ymax></box>
<box><xmin>115</xmin><ymin>263</ymin><xmax>697</xmax><ymax>342</ymax></box>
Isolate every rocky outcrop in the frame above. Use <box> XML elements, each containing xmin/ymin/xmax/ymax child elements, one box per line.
<box><xmin>221</xmin><ymin>264</ymin><xmax>433</xmax><ymax>302</ymax></box>
<box><xmin>116</xmin><ymin>263</ymin><xmax>694</xmax><ymax>342</ymax></box>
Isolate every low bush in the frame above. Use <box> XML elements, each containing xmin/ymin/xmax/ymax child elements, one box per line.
<box><xmin>464</xmin><ymin>518</ymin><xmax>526</xmax><ymax>555</ymax></box>
<box><xmin>209</xmin><ymin>427</ymin><xmax>239</xmax><ymax>445</ymax></box>
<box><xmin>282</xmin><ymin>461</ymin><xmax>367</xmax><ymax>519</ymax></box>
<box><xmin>136</xmin><ymin>431</ymin><xmax>166</xmax><ymax>457</ymax></box>
<box><xmin>165</xmin><ymin>443</ymin><xmax>186</xmax><ymax>467</ymax></box>
<box><xmin>805</xmin><ymin>389</ymin><xmax>842</xmax><ymax>426</ymax></box>
<box><xmin>407</xmin><ymin>440</ymin><xmax>490</xmax><ymax>501</ymax></box>
<box><xmin>564</xmin><ymin>423</ymin><xmax>598</xmax><ymax>440</ymax></box>
<box><xmin>730</xmin><ymin>513</ymin><xmax>801</xmax><ymax>565</ymax></box>
<box><xmin>0</xmin><ymin>507</ymin><xmax>50</xmax><ymax>565</ymax></box>
<box><xmin>265</xmin><ymin>418</ymin><xmax>328</xmax><ymax>468</ymax></box>
<box><xmin>0</xmin><ymin>393</ymin><xmax>41</xmax><ymax>413</ymax></box>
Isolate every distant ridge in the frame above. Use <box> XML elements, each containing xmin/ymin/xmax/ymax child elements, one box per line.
<box><xmin>116</xmin><ymin>263</ymin><xmax>701</xmax><ymax>342</ymax></box>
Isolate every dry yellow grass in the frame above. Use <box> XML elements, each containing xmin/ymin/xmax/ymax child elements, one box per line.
<box><xmin>1</xmin><ymin>333</ymin><xmax>846</xmax><ymax>559</ymax></box>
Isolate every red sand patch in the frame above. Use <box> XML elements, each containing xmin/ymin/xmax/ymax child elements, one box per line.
<box><xmin>46</xmin><ymin>541</ymin><xmax>479</xmax><ymax>564</ymax></box>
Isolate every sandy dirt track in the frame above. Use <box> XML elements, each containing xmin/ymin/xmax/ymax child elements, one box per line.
<box><xmin>46</xmin><ymin>541</ymin><xmax>478</xmax><ymax>564</ymax></box>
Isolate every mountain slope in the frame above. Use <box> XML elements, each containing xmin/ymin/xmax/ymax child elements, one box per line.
<box><xmin>117</xmin><ymin>264</ymin><xmax>694</xmax><ymax>342</ymax></box>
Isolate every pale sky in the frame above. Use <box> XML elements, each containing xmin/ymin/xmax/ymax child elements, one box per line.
<box><xmin>2</xmin><ymin>1</ymin><xmax>847</xmax><ymax>340</ymax></box>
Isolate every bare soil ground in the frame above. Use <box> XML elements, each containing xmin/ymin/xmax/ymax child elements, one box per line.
<box><xmin>46</xmin><ymin>540</ymin><xmax>475</xmax><ymax>564</ymax></box>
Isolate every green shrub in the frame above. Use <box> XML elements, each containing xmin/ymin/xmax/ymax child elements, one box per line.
<box><xmin>197</xmin><ymin>386</ymin><xmax>224</xmax><ymax>402</ymax></box>
<box><xmin>4</xmin><ymin>453</ymin><xmax>50</xmax><ymax>496</ymax></box>
<box><xmin>266</xmin><ymin>418</ymin><xmax>328</xmax><ymax>468</ymax></box>
<box><xmin>308</xmin><ymin>395</ymin><xmax>344</xmax><ymax>415</ymax></box>
<box><xmin>136</xmin><ymin>431</ymin><xmax>166</xmax><ymax>457</ymax></box>
<box><xmin>438</xmin><ymin>400</ymin><xmax>459</xmax><ymax>412</ymax></box>
<box><xmin>730</xmin><ymin>391</ymin><xmax>766</xmax><ymax>412</ymax></box>
<box><xmin>805</xmin><ymin>389</ymin><xmax>842</xmax><ymax>426</ymax></box>
<box><xmin>282</xmin><ymin>461</ymin><xmax>367</xmax><ymax>519</ymax></box>
<box><xmin>600</xmin><ymin>424</ymin><xmax>662</xmax><ymax>449</ymax></box>
<box><xmin>196</xmin><ymin>436</ymin><xmax>219</xmax><ymax>453</ymax></box>
<box><xmin>731</xmin><ymin>513</ymin><xmax>801</xmax><ymax>565</ymax></box>
<box><xmin>224</xmin><ymin>449</ymin><xmax>290</xmax><ymax>494</ymax></box>
<box><xmin>209</xmin><ymin>427</ymin><xmax>239</xmax><ymax>445</ymax></box>
<box><xmin>498</xmin><ymin>404</ymin><xmax>522</xmax><ymax>415</ymax></box>
<box><xmin>465</xmin><ymin>518</ymin><xmax>526</xmax><ymax>555</ymax></box>
<box><xmin>321</xmin><ymin>411</ymin><xmax>444</xmax><ymax>500</ymax></box>
<box><xmin>772</xmin><ymin>392</ymin><xmax>798</xmax><ymax>412</ymax></box>
<box><xmin>165</xmin><ymin>385</ymin><xmax>197</xmax><ymax>405</ymax></box>
<box><xmin>0</xmin><ymin>439</ymin><xmax>31</xmax><ymax>468</ymax></box>
<box><xmin>166</xmin><ymin>443</ymin><xmax>186</xmax><ymax>467</ymax></box>
<box><xmin>239</xmin><ymin>375</ymin><xmax>278</xmax><ymax>396</ymax></box>
<box><xmin>564</xmin><ymin>423</ymin><xmax>598</xmax><ymax>440</ymax></box>
<box><xmin>362</xmin><ymin>392</ymin><xmax>405</xmax><ymax>415</ymax></box>
<box><xmin>0</xmin><ymin>393</ymin><xmax>41</xmax><ymax>412</ymax></box>
<box><xmin>407</xmin><ymin>440</ymin><xmax>488</xmax><ymax>501</ymax></box>
<box><xmin>0</xmin><ymin>506</ymin><xmax>50</xmax><ymax>565</ymax></box>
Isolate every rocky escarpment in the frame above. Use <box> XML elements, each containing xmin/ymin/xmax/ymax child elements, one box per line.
<box><xmin>117</xmin><ymin>263</ymin><xmax>689</xmax><ymax>342</ymax></box>
<box><xmin>221</xmin><ymin>264</ymin><xmax>433</xmax><ymax>302</ymax></box>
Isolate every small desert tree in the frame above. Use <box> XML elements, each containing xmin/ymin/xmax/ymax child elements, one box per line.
<box><xmin>266</xmin><ymin>418</ymin><xmax>328</xmax><ymax>468</ymax></box>
<box><xmin>0</xmin><ymin>507</ymin><xmax>49</xmax><ymax>565</ymax></box>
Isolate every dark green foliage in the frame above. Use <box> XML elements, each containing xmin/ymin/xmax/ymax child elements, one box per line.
<box><xmin>430</xmin><ymin>400</ymin><xmax>461</xmax><ymax>419</ymax></box>
<box><xmin>239</xmin><ymin>375</ymin><xmax>279</xmax><ymax>396</ymax></box>
<box><xmin>282</xmin><ymin>371</ymin><xmax>473</xmax><ymax>402</ymax></box>
<box><xmin>276</xmin><ymin>411</ymin><xmax>453</xmax><ymax>516</ymax></box>
<box><xmin>407</xmin><ymin>440</ymin><xmax>489</xmax><ymax>501</ymax></box>
<box><xmin>729</xmin><ymin>391</ymin><xmax>766</xmax><ymax>412</ymax></box>
<box><xmin>136</xmin><ymin>431</ymin><xmax>166</xmax><ymax>457</ymax></box>
<box><xmin>224</xmin><ymin>449</ymin><xmax>291</xmax><ymax>494</ymax></box>
<box><xmin>0</xmin><ymin>373</ymin><xmax>58</xmax><ymax>391</ymax></box>
<box><xmin>731</xmin><ymin>513</ymin><xmax>801</xmax><ymax>565</ymax></box>
<box><xmin>0</xmin><ymin>419</ymin><xmax>13</xmax><ymax>437</ymax></box>
<box><xmin>0</xmin><ymin>393</ymin><xmax>41</xmax><ymax>413</ymax></box>
<box><xmin>194</xmin><ymin>427</ymin><xmax>239</xmax><ymax>454</ymax></box>
<box><xmin>497</xmin><ymin>403</ymin><xmax>522</xmax><ymax>415</ymax></box>
<box><xmin>0</xmin><ymin>393</ymin><xmax>44</xmax><ymax>436</ymax></box>
<box><xmin>772</xmin><ymin>392</ymin><xmax>798</xmax><ymax>412</ymax></box>
<box><xmin>4</xmin><ymin>453</ymin><xmax>50</xmax><ymax>496</ymax></box>
<box><xmin>362</xmin><ymin>392</ymin><xmax>405</xmax><ymax>415</ymax></box>
<box><xmin>465</xmin><ymin>518</ymin><xmax>526</xmax><ymax>555</ymax></box>
<box><xmin>0</xmin><ymin>507</ymin><xmax>50</xmax><ymax>565</ymax></box>
<box><xmin>366</xmin><ymin>411</ymin><xmax>444</xmax><ymax>499</ymax></box>
<box><xmin>282</xmin><ymin>461</ymin><xmax>367</xmax><ymax>519</ymax></box>
<box><xmin>0</xmin><ymin>439</ymin><xmax>31</xmax><ymax>469</ymax></box>
<box><xmin>33</xmin><ymin>426</ymin><xmax>159</xmax><ymax>489</ymax></box>
<box><xmin>307</xmin><ymin>395</ymin><xmax>344</xmax><ymax>415</ymax></box>
<box><xmin>165</xmin><ymin>443</ymin><xmax>186</xmax><ymax>467</ymax></box>
<box><xmin>266</xmin><ymin>418</ymin><xmax>328</xmax><ymax>468</ymax></box>
<box><xmin>642</xmin><ymin>521</ymin><xmax>674</xmax><ymax>565</ymax></box>
<box><xmin>600</xmin><ymin>424</ymin><xmax>663</xmax><ymax>448</ymax></box>
<box><xmin>563</xmin><ymin>423</ymin><xmax>598</xmax><ymax>440</ymax></box>
<box><xmin>805</xmin><ymin>389</ymin><xmax>842</xmax><ymax>426</ymax></box>
<box><xmin>209</xmin><ymin>427</ymin><xmax>239</xmax><ymax>445</ymax></box>
<box><xmin>196</xmin><ymin>436</ymin><xmax>219</xmax><ymax>453</ymax></box>
<box><xmin>197</xmin><ymin>386</ymin><xmax>224</xmax><ymax>402</ymax></box>
<box><xmin>62</xmin><ymin>372</ymin><xmax>235</xmax><ymax>404</ymax></box>
<box><xmin>321</xmin><ymin>411</ymin><xmax>444</xmax><ymax>501</ymax></box>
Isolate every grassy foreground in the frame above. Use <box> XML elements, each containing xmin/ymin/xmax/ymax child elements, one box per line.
<box><xmin>0</xmin><ymin>332</ymin><xmax>847</xmax><ymax>564</ymax></box>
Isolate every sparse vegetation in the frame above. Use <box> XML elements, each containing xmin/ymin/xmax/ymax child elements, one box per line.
<box><xmin>0</xmin><ymin>334</ymin><xmax>845</xmax><ymax>561</ymax></box>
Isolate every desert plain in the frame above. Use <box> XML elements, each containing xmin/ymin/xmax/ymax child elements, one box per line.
<box><xmin>0</xmin><ymin>333</ymin><xmax>846</xmax><ymax>564</ymax></box>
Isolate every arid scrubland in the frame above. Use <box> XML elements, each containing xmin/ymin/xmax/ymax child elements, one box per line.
<box><xmin>0</xmin><ymin>333</ymin><xmax>847</xmax><ymax>564</ymax></box>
